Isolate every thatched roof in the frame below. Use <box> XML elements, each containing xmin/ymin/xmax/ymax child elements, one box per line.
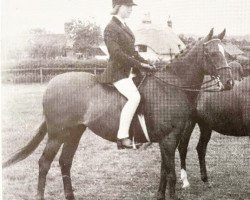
<box><xmin>134</xmin><ymin>23</ymin><xmax>186</xmax><ymax>55</ymax></box>
<box><xmin>222</xmin><ymin>42</ymin><xmax>244</xmax><ymax>56</ymax></box>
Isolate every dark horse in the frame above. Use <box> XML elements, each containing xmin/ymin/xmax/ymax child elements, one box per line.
<box><xmin>3</xmin><ymin>29</ymin><xmax>233</xmax><ymax>200</ymax></box>
<box><xmin>178</xmin><ymin>69</ymin><xmax>249</xmax><ymax>189</ymax></box>
<box><xmin>229</xmin><ymin>60</ymin><xmax>244</xmax><ymax>82</ymax></box>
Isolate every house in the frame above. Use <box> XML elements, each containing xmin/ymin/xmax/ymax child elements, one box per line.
<box><xmin>222</xmin><ymin>42</ymin><xmax>244</xmax><ymax>60</ymax></box>
<box><xmin>133</xmin><ymin>14</ymin><xmax>186</xmax><ymax>62</ymax></box>
<box><xmin>96</xmin><ymin>43</ymin><xmax>109</xmax><ymax>60</ymax></box>
<box><xmin>222</xmin><ymin>42</ymin><xmax>250</xmax><ymax>67</ymax></box>
<box><xmin>241</xmin><ymin>46</ymin><xmax>250</xmax><ymax>58</ymax></box>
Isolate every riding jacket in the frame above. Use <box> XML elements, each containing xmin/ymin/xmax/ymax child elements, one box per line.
<box><xmin>97</xmin><ymin>16</ymin><xmax>148</xmax><ymax>83</ymax></box>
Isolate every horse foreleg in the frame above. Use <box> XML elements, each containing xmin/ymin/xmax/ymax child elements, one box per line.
<box><xmin>37</xmin><ymin>136</ymin><xmax>62</xmax><ymax>200</ymax></box>
<box><xmin>59</xmin><ymin>126</ymin><xmax>85</xmax><ymax>200</ymax></box>
<box><xmin>157</xmin><ymin>147</ymin><xmax>167</xmax><ymax>200</ymax></box>
<box><xmin>158</xmin><ymin>130</ymin><xmax>180</xmax><ymax>200</ymax></box>
<box><xmin>178</xmin><ymin>121</ymin><xmax>196</xmax><ymax>188</ymax></box>
<box><xmin>196</xmin><ymin>123</ymin><xmax>212</xmax><ymax>184</ymax></box>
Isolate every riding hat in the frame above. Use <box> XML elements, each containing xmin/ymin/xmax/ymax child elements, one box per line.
<box><xmin>111</xmin><ymin>0</ymin><xmax>137</xmax><ymax>15</ymax></box>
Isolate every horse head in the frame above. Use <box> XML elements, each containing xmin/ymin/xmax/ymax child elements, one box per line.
<box><xmin>191</xmin><ymin>29</ymin><xmax>234</xmax><ymax>90</ymax></box>
<box><xmin>201</xmin><ymin>29</ymin><xmax>234</xmax><ymax>90</ymax></box>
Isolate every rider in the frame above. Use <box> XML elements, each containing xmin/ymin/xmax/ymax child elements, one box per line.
<box><xmin>97</xmin><ymin>0</ymin><xmax>154</xmax><ymax>149</ymax></box>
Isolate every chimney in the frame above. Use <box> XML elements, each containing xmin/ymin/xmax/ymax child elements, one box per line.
<box><xmin>142</xmin><ymin>12</ymin><xmax>151</xmax><ymax>24</ymax></box>
<box><xmin>167</xmin><ymin>16</ymin><xmax>172</xmax><ymax>28</ymax></box>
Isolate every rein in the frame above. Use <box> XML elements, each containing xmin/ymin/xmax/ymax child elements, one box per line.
<box><xmin>152</xmin><ymin>74</ymin><xmax>222</xmax><ymax>92</ymax></box>
<box><xmin>153</xmin><ymin>40</ymin><xmax>232</xmax><ymax>92</ymax></box>
<box><xmin>138</xmin><ymin>39</ymin><xmax>232</xmax><ymax>92</ymax></box>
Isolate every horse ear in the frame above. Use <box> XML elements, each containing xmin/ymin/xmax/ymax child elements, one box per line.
<box><xmin>204</xmin><ymin>28</ymin><xmax>214</xmax><ymax>42</ymax></box>
<box><xmin>217</xmin><ymin>29</ymin><xmax>226</xmax><ymax>40</ymax></box>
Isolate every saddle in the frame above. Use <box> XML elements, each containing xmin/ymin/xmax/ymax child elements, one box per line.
<box><xmin>105</xmin><ymin>73</ymin><xmax>147</xmax><ymax>88</ymax></box>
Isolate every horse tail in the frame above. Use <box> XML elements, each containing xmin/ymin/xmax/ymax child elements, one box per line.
<box><xmin>2</xmin><ymin>120</ymin><xmax>47</xmax><ymax>168</ymax></box>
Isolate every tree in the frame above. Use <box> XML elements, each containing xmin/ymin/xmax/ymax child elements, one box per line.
<box><xmin>178</xmin><ymin>34</ymin><xmax>188</xmax><ymax>45</ymax></box>
<box><xmin>27</xmin><ymin>28</ymin><xmax>66</xmax><ymax>59</ymax></box>
<box><xmin>29</xmin><ymin>28</ymin><xmax>47</xmax><ymax>35</ymax></box>
<box><xmin>66</xmin><ymin>19</ymin><xmax>103</xmax><ymax>58</ymax></box>
<box><xmin>178</xmin><ymin>34</ymin><xmax>196</xmax><ymax>49</ymax></box>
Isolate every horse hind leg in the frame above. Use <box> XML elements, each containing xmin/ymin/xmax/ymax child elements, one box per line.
<box><xmin>196</xmin><ymin>123</ymin><xmax>212</xmax><ymax>184</ymax></box>
<box><xmin>59</xmin><ymin>125</ymin><xmax>86</xmax><ymax>200</ymax></box>
<box><xmin>37</xmin><ymin>134</ymin><xmax>63</xmax><ymax>200</ymax></box>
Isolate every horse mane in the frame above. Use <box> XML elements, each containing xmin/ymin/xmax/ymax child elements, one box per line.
<box><xmin>170</xmin><ymin>37</ymin><xmax>204</xmax><ymax>62</ymax></box>
<box><xmin>172</xmin><ymin>48</ymin><xmax>191</xmax><ymax>60</ymax></box>
<box><xmin>164</xmin><ymin>38</ymin><xmax>204</xmax><ymax>76</ymax></box>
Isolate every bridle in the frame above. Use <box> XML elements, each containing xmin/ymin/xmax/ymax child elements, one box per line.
<box><xmin>202</xmin><ymin>41</ymin><xmax>232</xmax><ymax>79</ymax></box>
<box><xmin>139</xmin><ymin>40</ymin><xmax>232</xmax><ymax>92</ymax></box>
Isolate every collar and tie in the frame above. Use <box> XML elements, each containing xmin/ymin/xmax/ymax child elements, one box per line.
<box><xmin>113</xmin><ymin>16</ymin><xmax>134</xmax><ymax>39</ymax></box>
<box><xmin>114</xmin><ymin>15</ymin><xmax>127</xmax><ymax>27</ymax></box>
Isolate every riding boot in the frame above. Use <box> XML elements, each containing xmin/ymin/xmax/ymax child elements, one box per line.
<box><xmin>117</xmin><ymin>138</ymin><xmax>133</xmax><ymax>149</ymax></box>
<box><xmin>117</xmin><ymin>138</ymin><xmax>143</xmax><ymax>150</ymax></box>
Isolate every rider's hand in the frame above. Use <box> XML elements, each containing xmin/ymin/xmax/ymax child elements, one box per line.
<box><xmin>141</xmin><ymin>63</ymin><xmax>156</xmax><ymax>70</ymax></box>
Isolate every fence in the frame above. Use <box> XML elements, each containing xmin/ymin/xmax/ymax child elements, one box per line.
<box><xmin>2</xmin><ymin>67</ymin><xmax>105</xmax><ymax>84</ymax></box>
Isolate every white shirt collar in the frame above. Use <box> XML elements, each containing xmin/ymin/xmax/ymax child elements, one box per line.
<box><xmin>114</xmin><ymin>15</ymin><xmax>126</xmax><ymax>26</ymax></box>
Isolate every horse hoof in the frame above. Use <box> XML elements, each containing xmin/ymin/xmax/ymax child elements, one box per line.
<box><xmin>35</xmin><ymin>196</ymin><xmax>45</xmax><ymax>200</ymax></box>
<box><xmin>35</xmin><ymin>194</ymin><xmax>45</xmax><ymax>200</ymax></box>
<box><xmin>204</xmin><ymin>181</ymin><xmax>212</xmax><ymax>188</ymax></box>
<box><xmin>163</xmin><ymin>195</ymin><xmax>180</xmax><ymax>200</ymax></box>
<box><xmin>66</xmin><ymin>193</ymin><xmax>75</xmax><ymax>200</ymax></box>
<box><xmin>170</xmin><ymin>195</ymin><xmax>180</xmax><ymax>200</ymax></box>
<box><xmin>156</xmin><ymin>193</ymin><xmax>165</xmax><ymax>200</ymax></box>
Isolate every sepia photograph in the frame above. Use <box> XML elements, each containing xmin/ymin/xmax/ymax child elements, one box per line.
<box><xmin>1</xmin><ymin>0</ymin><xmax>250</xmax><ymax>199</ymax></box>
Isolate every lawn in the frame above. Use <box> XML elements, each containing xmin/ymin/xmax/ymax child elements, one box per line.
<box><xmin>2</xmin><ymin>84</ymin><xmax>250</xmax><ymax>200</ymax></box>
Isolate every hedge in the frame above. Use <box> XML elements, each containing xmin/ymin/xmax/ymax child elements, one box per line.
<box><xmin>2</xmin><ymin>58</ymin><xmax>107</xmax><ymax>70</ymax></box>
<box><xmin>2</xmin><ymin>58</ymin><xmax>107</xmax><ymax>83</ymax></box>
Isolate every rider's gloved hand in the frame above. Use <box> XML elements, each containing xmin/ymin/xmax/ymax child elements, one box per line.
<box><xmin>141</xmin><ymin>63</ymin><xmax>157</xmax><ymax>71</ymax></box>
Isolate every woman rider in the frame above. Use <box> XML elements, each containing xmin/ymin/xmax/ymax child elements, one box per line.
<box><xmin>97</xmin><ymin>0</ymin><xmax>154</xmax><ymax>149</ymax></box>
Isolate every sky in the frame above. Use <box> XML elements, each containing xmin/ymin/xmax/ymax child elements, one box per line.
<box><xmin>1</xmin><ymin>0</ymin><xmax>250</xmax><ymax>38</ymax></box>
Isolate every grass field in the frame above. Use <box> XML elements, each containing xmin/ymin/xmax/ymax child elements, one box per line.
<box><xmin>2</xmin><ymin>84</ymin><xmax>250</xmax><ymax>200</ymax></box>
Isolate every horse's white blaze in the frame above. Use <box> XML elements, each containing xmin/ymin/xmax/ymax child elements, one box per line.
<box><xmin>218</xmin><ymin>44</ymin><xmax>225</xmax><ymax>57</ymax></box>
<box><xmin>138</xmin><ymin>114</ymin><xmax>151</xmax><ymax>142</ymax></box>
<box><xmin>180</xmin><ymin>169</ymin><xmax>190</xmax><ymax>188</ymax></box>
